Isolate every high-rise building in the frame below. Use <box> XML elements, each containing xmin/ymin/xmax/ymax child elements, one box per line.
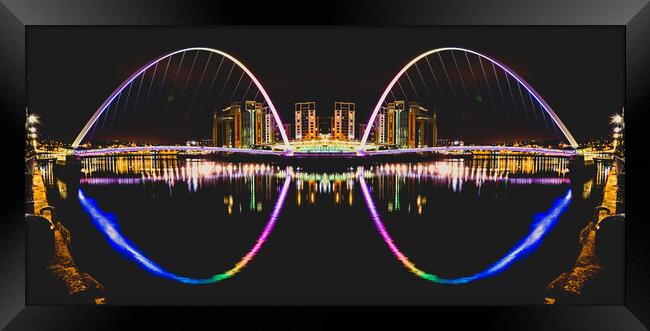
<box><xmin>387</xmin><ymin>101</ymin><xmax>406</xmax><ymax>146</ymax></box>
<box><xmin>430</xmin><ymin>111</ymin><xmax>438</xmax><ymax>147</ymax></box>
<box><xmin>373</xmin><ymin>106</ymin><xmax>387</xmax><ymax>144</ymax></box>
<box><xmin>242</xmin><ymin>101</ymin><xmax>262</xmax><ymax>147</ymax></box>
<box><xmin>295</xmin><ymin>102</ymin><xmax>317</xmax><ymax>140</ymax></box>
<box><xmin>212</xmin><ymin>110</ymin><xmax>221</xmax><ymax>147</ymax></box>
<box><xmin>263</xmin><ymin>107</ymin><xmax>275</xmax><ymax>145</ymax></box>
<box><xmin>215</xmin><ymin>101</ymin><xmax>242</xmax><ymax>148</ymax></box>
<box><xmin>255</xmin><ymin>106</ymin><xmax>264</xmax><ymax>145</ymax></box>
<box><xmin>386</xmin><ymin>105</ymin><xmax>395</xmax><ymax>145</ymax></box>
<box><xmin>333</xmin><ymin>102</ymin><xmax>355</xmax><ymax>141</ymax></box>
<box><xmin>408</xmin><ymin>101</ymin><xmax>437</xmax><ymax>148</ymax></box>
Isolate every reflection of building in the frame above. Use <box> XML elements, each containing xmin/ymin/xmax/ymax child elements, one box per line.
<box><xmin>295</xmin><ymin>102</ymin><xmax>317</xmax><ymax>140</ymax></box>
<box><xmin>213</xmin><ymin>101</ymin><xmax>276</xmax><ymax>148</ymax></box>
<box><xmin>333</xmin><ymin>102</ymin><xmax>355</xmax><ymax>141</ymax></box>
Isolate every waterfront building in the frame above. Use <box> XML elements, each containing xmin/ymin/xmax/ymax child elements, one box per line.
<box><xmin>295</xmin><ymin>102</ymin><xmax>317</xmax><ymax>140</ymax></box>
<box><xmin>333</xmin><ymin>102</ymin><xmax>355</xmax><ymax>141</ymax></box>
<box><xmin>263</xmin><ymin>107</ymin><xmax>275</xmax><ymax>145</ymax></box>
<box><xmin>213</xmin><ymin>101</ymin><xmax>275</xmax><ymax>148</ymax></box>
<box><xmin>373</xmin><ymin>106</ymin><xmax>387</xmax><ymax>144</ymax></box>
<box><xmin>213</xmin><ymin>102</ymin><xmax>243</xmax><ymax>148</ymax></box>
<box><xmin>243</xmin><ymin>100</ymin><xmax>262</xmax><ymax>147</ymax></box>
<box><xmin>387</xmin><ymin>101</ymin><xmax>406</xmax><ymax>146</ymax></box>
<box><xmin>407</xmin><ymin>101</ymin><xmax>438</xmax><ymax>147</ymax></box>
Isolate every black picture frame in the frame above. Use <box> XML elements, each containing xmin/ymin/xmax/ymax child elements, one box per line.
<box><xmin>2</xmin><ymin>0</ymin><xmax>648</xmax><ymax>329</ymax></box>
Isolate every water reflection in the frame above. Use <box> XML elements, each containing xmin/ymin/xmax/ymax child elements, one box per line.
<box><xmin>52</xmin><ymin>155</ymin><xmax>609</xmax><ymax>285</ymax></box>
<box><xmin>359</xmin><ymin>174</ymin><xmax>572</xmax><ymax>284</ymax></box>
<box><xmin>77</xmin><ymin>172</ymin><xmax>293</xmax><ymax>284</ymax></box>
<box><xmin>71</xmin><ymin>155</ymin><xmax>607</xmax><ymax>215</ymax></box>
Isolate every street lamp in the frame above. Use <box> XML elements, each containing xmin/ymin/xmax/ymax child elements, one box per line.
<box><xmin>27</xmin><ymin>114</ymin><xmax>39</xmax><ymax>125</ymax></box>
<box><xmin>610</xmin><ymin>110</ymin><xmax>624</xmax><ymax>154</ymax></box>
<box><xmin>25</xmin><ymin>111</ymin><xmax>40</xmax><ymax>153</ymax></box>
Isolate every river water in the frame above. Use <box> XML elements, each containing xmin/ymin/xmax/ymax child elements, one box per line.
<box><xmin>34</xmin><ymin>155</ymin><xmax>617</xmax><ymax>304</ymax></box>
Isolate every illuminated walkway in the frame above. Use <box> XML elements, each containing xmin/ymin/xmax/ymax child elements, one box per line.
<box><xmin>72</xmin><ymin>144</ymin><xmax>578</xmax><ymax>158</ymax></box>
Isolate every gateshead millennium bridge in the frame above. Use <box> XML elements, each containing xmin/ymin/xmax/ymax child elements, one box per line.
<box><xmin>69</xmin><ymin>47</ymin><xmax>584</xmax><ymax>159</ymax></box>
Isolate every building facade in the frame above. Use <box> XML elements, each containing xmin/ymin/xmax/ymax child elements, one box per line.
<box><xmin>213</xmin><ymin>102</ymin><xmax>243</xmax><ymax>148</ymax></box>
<box><xmin>387</xmin><ymin>101</ymin><xmax>406</xmax><ymax>146</ymax></box>
<box><xmin>295</xmin><ymin>102</ymin><xmax>317</xmax><ymax>140</ymax></box>
<box><xmin>407</xmin><ymin>101</ymin><xmax>437</xmax><ymax>148</ymax></box>
<box><xmin>213</xmin><ymin>101</ymin><xmax>277</xmax><ymax>148</ymax></box>
<box><xmin>333</xmin><ymin>102</ymin><xmax>355</xmax><ymax>141</ymax></box>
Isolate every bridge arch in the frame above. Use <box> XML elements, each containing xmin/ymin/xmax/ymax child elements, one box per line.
<box><xmin>358</xmin><ymin>47</ymin><xmax>579</xmax><ymax>151</ymax></box>
<box><xmin>71</xmin><ymin>47</ymin><xmax>291</xmax><ymax>151</ymax></box>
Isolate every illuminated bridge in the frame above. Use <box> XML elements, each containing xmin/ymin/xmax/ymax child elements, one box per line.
<box><xmin>71</xmin><ymin>47</ymin><xmax>582</xmax><ymax>158</ymax></box>
<box><xmin>72</xmin><ymin>144</ymin><xmax>578</xmax><ymax>158</ymax></box>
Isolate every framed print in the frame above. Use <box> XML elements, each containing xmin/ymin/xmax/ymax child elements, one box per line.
<box><xmin>2</xmin><ymin>0</ymin><xmax>649</xmax><ymax>329</ymax></box>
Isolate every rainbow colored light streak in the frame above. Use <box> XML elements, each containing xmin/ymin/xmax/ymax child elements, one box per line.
<box><xmin>358</xmin><ymin>174</ymin><xmax>572</xmax><ymax>284</ymax></box>
<box><xmin>77</xmin><ymin>173</ymin><xmax>292</xmax><ymax>284</ymax></box>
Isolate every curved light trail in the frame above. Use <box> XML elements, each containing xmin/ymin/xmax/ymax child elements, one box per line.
<box><xmin>358</xmin><ymin>174</ymin><xmax>572</xmax><ymax>284</ymax></box>
<box><xmin>72</xmin><ymin>47</ymin><xmax>292</xmax><ymax>151</ymax></box>
<box><xmin>358</xmin><ymin>47</ymin><xmax>579</xmax><ymax>151</ymax></box>
<box><xmin>77</xmin><ymin>172</ymin><xmax>292</xmax><ymax>284</ymax></box>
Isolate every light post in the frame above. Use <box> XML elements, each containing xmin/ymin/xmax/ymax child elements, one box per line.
<box><xmin>610</xmin><ymin>109</ymin><xmax>624</xmax><ymax>155</ymax></box>
<box><xmin>25</xmin><ymin>110</ymin><xmax>40</xmax><ymax>156</ymax></box>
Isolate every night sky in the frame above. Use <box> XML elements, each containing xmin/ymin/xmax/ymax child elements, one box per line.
<box><xmin>28</xmin><ymin>27</ymin><xmax>623</xmax><ymax>145</ymax></box>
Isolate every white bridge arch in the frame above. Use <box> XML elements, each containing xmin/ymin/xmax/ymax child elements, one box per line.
<box><xmin>71</xmin><ymin>47</ymin><xmax>292</xmax><ymax>151</ymax></box>
<box><xmin>358</xmin><ymin>47</ymin><xmax>579</xmax><ymax>151</ymax></box>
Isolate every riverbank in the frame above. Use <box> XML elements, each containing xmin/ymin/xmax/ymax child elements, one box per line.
<box><xmin>545</xmin><ymin>162</ymin><xmax>623</xmax><ymax>304</ymax></box>
<box><xmin>29</xmin><ymin>164</ymin><xmax>106</xmax><ymax>304</ymax></box>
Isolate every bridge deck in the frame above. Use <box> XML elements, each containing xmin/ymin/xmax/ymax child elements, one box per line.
<box><xmin>71</xmin><ymin>145</ymin><xmax>579</xmax><ymax>157</ymax></box>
